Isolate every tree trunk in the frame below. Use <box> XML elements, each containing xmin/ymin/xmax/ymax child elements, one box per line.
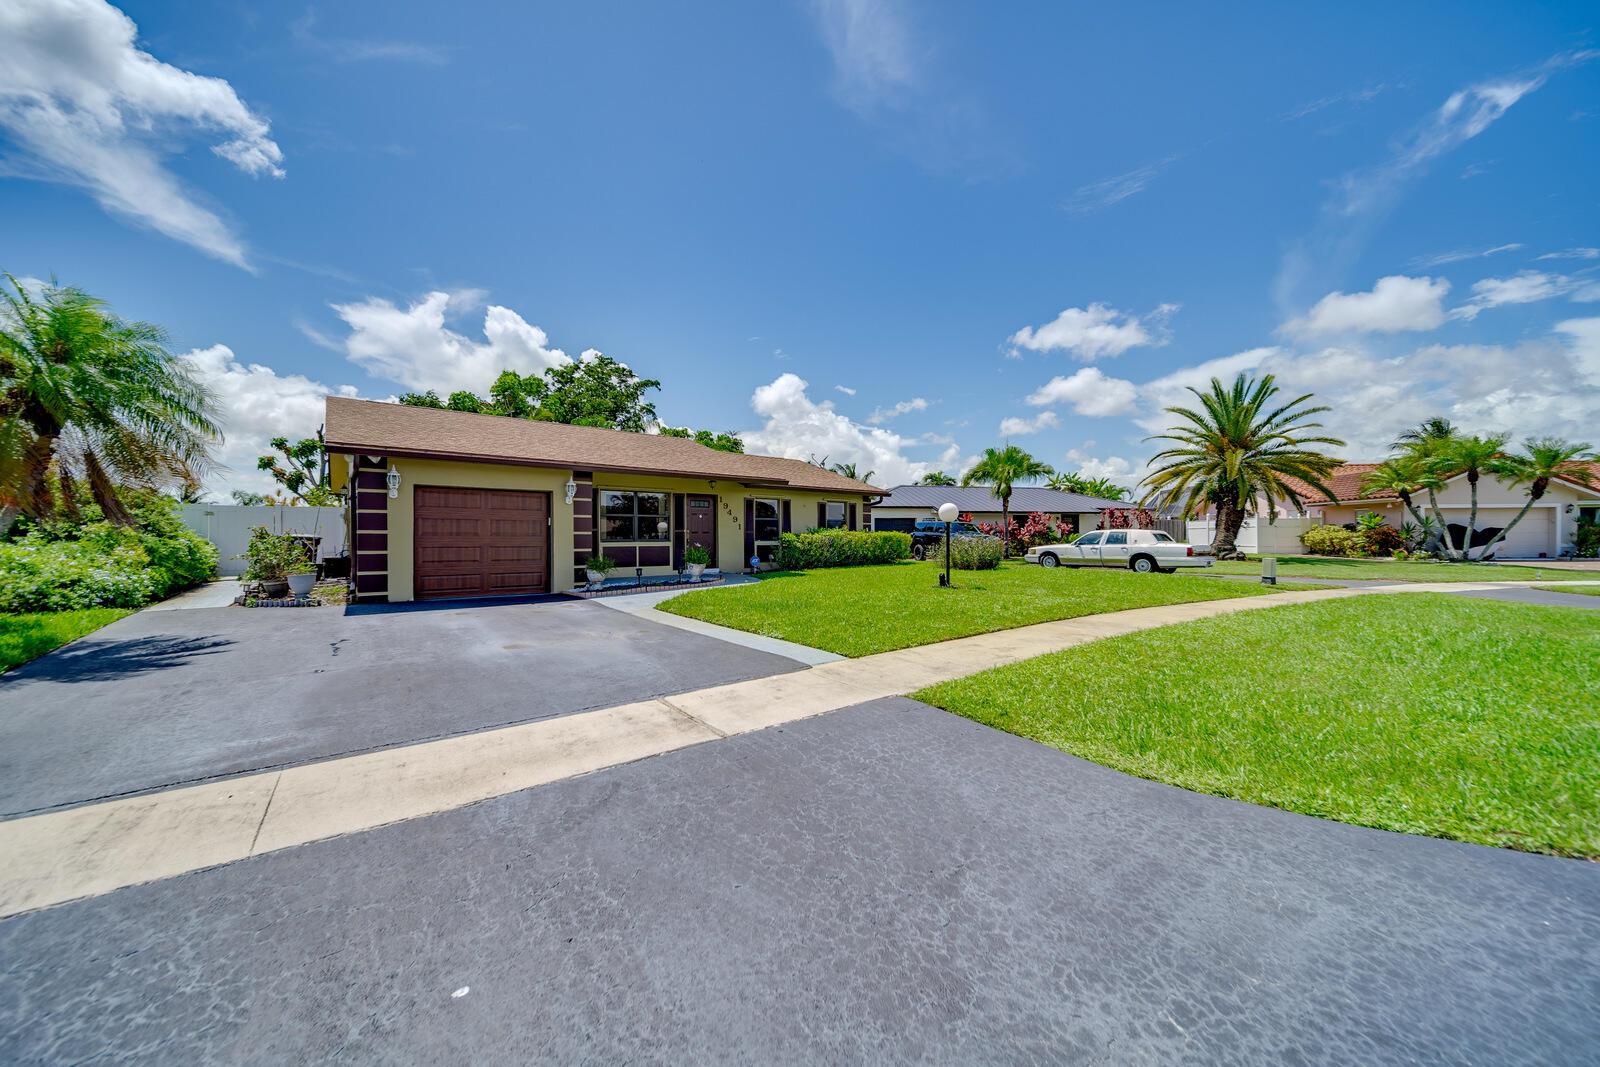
<box><xmin>1397</xmin><ymin>492</ymin><xmax>1428</xmax><ymax>531</ymax></box>
<box><xmin>1426</xmin><ymin>488</ymin><xmax>1460</xmax><ymax>560</ymax></box>
<box><xmin>0</xmin><ymin>505</ymin><xmax>16</xmax><ymax>540</ymax></box>
<box><xmin>1211</xmin><ymin>497</ymin><xmax>1247</xmax><ymax>559</ymax></box>
<box><xmin>1000</xmin><ymin>494</ymin><xmax>1011</xmax><ymax>558</ymax></box>
<box><xmin>1476</xmin><ymin>487</ymin><xmax>1543</xmax><ymax>561</ymax></box>
<box><xmin>1464</xmin><ymin>470</ymin><xmax>1481</xmax><ymax>560</ymax></box>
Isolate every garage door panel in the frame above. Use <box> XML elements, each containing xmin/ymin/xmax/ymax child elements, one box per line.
<box><xmin>414</xmin><ymin>486</ymin><xmax>549</xmax><ymax>599</ymax></box>
<box><xmin>1478</xmin><ymin>507</ymin><xmax>1552</xmax><ymax>558</ymax></box>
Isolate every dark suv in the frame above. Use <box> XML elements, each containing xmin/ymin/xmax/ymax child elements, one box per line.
<box><xmin>908</xmin><ymin>519</ymin><xmax>989</xmax><ymax>560</ymax></box>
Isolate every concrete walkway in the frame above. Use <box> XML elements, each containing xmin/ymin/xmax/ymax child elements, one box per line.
<box><xmin>0</xmin><ymin>579</ymin><xmax>1585</xmax><ymax>917</ymax></box>
<box><xmin>140</xmin><ymin>578</ymin><xmax>241</xmax><ymax>610</ymax></box>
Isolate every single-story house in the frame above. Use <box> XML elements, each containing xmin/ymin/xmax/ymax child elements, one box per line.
<box><xmin>870</xmin><ymin>484</ymin><xmax>1130</xmax><ymax>537</ymax></box>
<box><xmin>1266</xmin><ymin>462</ymin><xmax>1600</xmax><ymax>558</ymax></box>
<box><xmin>324</xmin><ymin>397</ymin><xmax>883</xmax><ymax>602</ymax></box>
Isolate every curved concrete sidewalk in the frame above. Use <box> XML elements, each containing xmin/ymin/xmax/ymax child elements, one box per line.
<box><xmin>0</xmin><ymin>580</ymin><xmax>1581</xmax><ymax>917</ymax></box>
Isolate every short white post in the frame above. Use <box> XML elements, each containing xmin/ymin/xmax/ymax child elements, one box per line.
<box><xmin>1261</xmin><ymin>557</ymin><xmax>1277</xmax><ymax>586</ymax></box>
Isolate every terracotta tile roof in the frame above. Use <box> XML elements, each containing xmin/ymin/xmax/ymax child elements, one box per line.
<box><xmin>1282</xmin><ymin>460</ymin><xmax>1600</xmax><ymax>504</ymax></box>
<box><xmin>323</xmin><ymin>397</ymin><xmax>885</xmax><ymax>495</ymax></box>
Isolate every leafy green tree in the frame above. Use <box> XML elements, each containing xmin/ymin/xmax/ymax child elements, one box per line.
<box><xmin>1141</xmin><ymin>372</ymin><xmax>1343</xmax><ymax>559</ymax></box>
<box><xmin>256</xmin><ymin>431</ymin><xmax>336</xmax><ymax>506</ymax></box>
<box><xmin>0</xmin><ymin>274</ymin><xmax>218</xmax><ymax>531</ymax></box>
<box><xmin>916</xmin><ymin>470</ymin><xmax>957</xmax><ymax>486</ymax></box>
<box><xmin>536</xmin><ymin>354</ymin><xmax>660</xmax><ymax>430</ymax></box>
<box><xmin>1476</xmin><ymin>438</ymin><xmax>1595</xmax><ymax>560</ymax></box>
<box><xmin>657</xmin><ymin>426</ymin><xmax>745</xmax><ymax>453</ymax></box>
<box><xmin>830</xmin><ymin>460</ymin><xmax>876</xmax><ymax>484</ymax></box>
<box><xmin>961</xmin><ymin>445</ymin><xmax>1054</xmax><ymax>557</ymax></box>
<box><xmin>398</xmin><ymin>390</ymin><xmax>445</xmax><ymax>408</ymax></box>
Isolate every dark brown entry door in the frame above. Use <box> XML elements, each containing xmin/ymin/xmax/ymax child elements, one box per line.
<box><xmin>685</xmin><ymin>495</ymin><xmax>716</xmax><ymax>558</ymax></box>
<box><xmin>414</xmin><ymin>486</ymin><xmax>549</xmax><ymax>600</ymax></box>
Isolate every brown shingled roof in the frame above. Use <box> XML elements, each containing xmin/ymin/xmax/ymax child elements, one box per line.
<box><xmin>323</xmin><ymin>397</ymin><xmax>885</xmax><ymax>495</ymax></box>
<box><xmin>1282</xmin><ymin>460</ymin><xmax>1600</xmax><ymax>505</ymax></box>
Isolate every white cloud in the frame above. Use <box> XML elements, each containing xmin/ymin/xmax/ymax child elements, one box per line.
<box><xmin>1009</xmin><ymin>302</ymin><xmax>1178</xmax><ymax>360</ymax></box>
<box><xmin>1062</xmin><ymin>156</ymin><xmax>1180</xmax><ymax>215</ymax></box>
<box><xmin>329</xmin><ymin>291</ymin><xmax>572</xmax><ymax>395</ymax></box>
<box><xmin>1062</xmin><ymin>449</ymin><xmax>1141</xmax><ymax>491</ymax></box>
<box><xmin>180</xmin><ymin>345</ymin><xmax>355</xmax><ymax>494</ymax></box>
<box><xmin>998</xmin><ymin>410</ymin><xmax>1059</xmax><ymax>436</ymax></box>
<box><xmin>289</xmin><ymin>8</ymin><xmax>450</xmax><ymax>65</ymax></box>
<box><xmin>1282</xmin><ymin>275</ymin><xmax>1450</xmax><ymax>337</ymax></box>
<box><xmin>865</xmin><ymin>396</ymin><xmax>929</xmax><ymax>424</ymax></box>
<box><xmin>1555</xmin><ymin>317</ymin><xmax>1600</xmax><ymax>386</ymax></box>
<box><xmin>743</xmin><ymin>373</ymin><xmax>958</xmax><ymax>487</ymax></box>
<box><xmin>1410</xmin><ymin>242</ymin><xmax>1522</xmax><ymax>268</ymax></box>
<box><xmin>0</xmin><ymin>0</ymin><xmax>284</xmax><ymax>267</ymax></box>
<box><xmin>1451</xmin><ymin>270</ymin><xmax>1582</xmax><ymax>320</ymax></box>
<box><xmin>809</xmin><ymin>0</ymin><xmax>918</xmax><ymax>110</ymax></box>
<box><xmin>1537</xmin><ymin>247</ymin><xmax>1600</xmax><ymax>261</ymax></box>
<box><xmin>833</xmin><ymin>384</ymin><xmax>857</xmax><ymax>396</ymax></box>
<box><xmin>1024</xmin><ymin>367</ymin><xmax>1139</xmax><ymax>417</ymax></box>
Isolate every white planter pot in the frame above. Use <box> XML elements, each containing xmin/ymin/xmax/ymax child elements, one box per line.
<box><xmin>586</xmin><ymin>568</ymin><xmax>608</xmax><ymax>585</ymax></box>
<box><xmin>286</xmin><ymin>573</ymin><xmax>317</xmax><ymax>599</ymax></box>
<box><xmin>686</xmin><ymin>563</ymin><xmax>706</xmax><ymax>581</ymax></box>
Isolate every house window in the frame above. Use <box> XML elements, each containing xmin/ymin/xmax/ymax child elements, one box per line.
<box><xmin>752</xmin><ymin>497</ymin><xmax>781</xmax><ymax>562</ymax></box>
<box><xmin>822</xmin><ymin>501</ymin><xmax>847</xmax><ymax>529</ymax></box>
<box><xmin>601</xmin><ymin>490</ymin><xmax>670</xmax><ymax>541</ymax></box>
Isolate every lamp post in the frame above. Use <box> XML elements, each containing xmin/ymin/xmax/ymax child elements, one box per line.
<box><xmin>938</xmin><ymin>501</ymin><xmax>958</xmax><ymax>587</ymax></box>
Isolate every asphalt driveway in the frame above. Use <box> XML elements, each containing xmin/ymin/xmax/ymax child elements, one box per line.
<box><xmin>2</xmin><ymin>697</ymin><xmax>1595</xmax><ymax>1064</ymax></box>
<box><xmin>0</xmin><ymin>598</ymin><xmax>800</xmax><ymax>817</ymax></box>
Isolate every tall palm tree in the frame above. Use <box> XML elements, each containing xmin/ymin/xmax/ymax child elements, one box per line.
<box><xmin>1141</xmin><ymin>372</ymin><xmax>1343</xmax><ymax>559</ymax></box>
<box><xmin>830</xmin><ymin>460</ymin><xmax>875</xmax><ymax>484</ymax></box>
<box><xmin>1392</xmin><ymin>417</ymin><xmax>1462</xmax><ymax>559</ymax></box>
<box><xmin>961</xmin><ymin>445</ymin><xmax>1054</xmax><ymax>557</ymax></box>
<box><xmin>1393</xmin><ymin>416</ymin><xmax>1457</xmax><ymax>450</ymax></box>
<box><xmin>916</xmin><ymin>470</ymin><xmax>957</xmax><ymax>486</ymax></box>
<box><xmin>1445</xmin><ymin>433</ymin><xmax>1510</xmax><ymax>559</ymax></box>
<box><xmin>1475</xmin><ymin>438</ymin><xmax>1595</xmax><ymax>560</ymax></box>
<box><xmin>1360</xmin><ymin>456</ymin><xmax>1430</xmax><ymax>531</ymax></box>
<box><xmin>0</xmin><ymin>275</ymin><xmax>218</xmax><ymax>529</ymax></box>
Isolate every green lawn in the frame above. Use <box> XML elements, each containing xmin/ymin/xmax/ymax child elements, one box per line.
<box><xmin>1207</xmin><ymin>554</ymin><xmax>1591</xmax><ymax>582</ymax></box>
<box><xmin>659</xmin><ymin>560</ymin><xmax>1324</xmax><ymax>657</ymax></box>
<box><xmin>1535</xmin><ymin>584</ymin><xmax>1600</xmax><ymax>596</ymax></box>
<box><xmin>0</xmin><ymin>609</ymin><xmax>131</xmax><ymax>674</ymax></box>
<box><xmin>916</xmin><ymin>595</ymin><xmax>1600</xmax><ymax>858</ymax></box>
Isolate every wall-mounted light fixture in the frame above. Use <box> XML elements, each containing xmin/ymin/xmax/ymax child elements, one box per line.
<box><xmin>386</xmin><ymin>466</ymin><xmax>401</xmax><ymax>499</ymax></box>
<box><xmin>1566</xmin><ymin>503</ymin><xmax>1576</xmax><ymax>514</ymax></box>
<box><xmin>564</xmin><ymin>477</ymin><xmax>578</xmax><ymax>505</ymax></box>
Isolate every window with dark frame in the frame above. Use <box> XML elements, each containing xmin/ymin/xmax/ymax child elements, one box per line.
<box><xmin>822</xmin><ymin>501</ymin><xmax>846</xmax><ymax>529</ymax></box>
<box><xmin>752</xmin><ymin>497</ymin><xmax>781</xmax><ymax>562</ymax></box>
<box><xmin>600</xmin><ymin>490</ymin><xmax>670</xmax><ymax>541</ymax></box>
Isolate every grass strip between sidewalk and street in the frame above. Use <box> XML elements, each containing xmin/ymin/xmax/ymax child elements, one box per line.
<box><xmin>915</xmin><ymin>594</ymin><xmax>1600</xmax><ymax>858</ymax></box>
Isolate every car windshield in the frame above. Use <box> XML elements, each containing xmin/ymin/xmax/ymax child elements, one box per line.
<box><xmin>1153</xmin><ymin>531</ymin><xmax>1175</xmax><ymax>542</ymax></box>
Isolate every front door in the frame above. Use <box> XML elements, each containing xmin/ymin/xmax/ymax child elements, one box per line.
<box><xmin>685</xmin><ymin>495</ymin><xmax>717</xmax><ymax>561</ymax></box>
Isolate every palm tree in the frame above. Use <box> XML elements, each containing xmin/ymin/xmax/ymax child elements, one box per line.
<box><xmin>1443</xmin><ymin>433</ymin><xmax>1510</xmax><ymax>559</ymax></box>
<box><xmin>1475</xmin><ymin>438</ymin><xmax>1595</xmax><ymax>560</ymax></box>
<box><xmin>0</xmin><ymin>275</ymin><xmax>218</xmax><ymax>529</ymax></box>
<box><xmin>961</xmin><ymin>445</ymin><xmax>1054</xmax><ymax>557</ymax></box>
<box><xmin>916</xmin><ymin>470</ymin><xmax>957</xmax><ymax>486</ymax></box>
<box><xmin>1392</xmin><ymin>417</ymin><xmax>1462</xmax><ymax>559</ymax></box>
<box><xmin>830</xmin><ymin>460</ymin><xmax>875</xmax><ymax>484</ymax></box>
<box><xmin>1360</xmin><ymin>456</ymin><xmax>1430</xmax><ymax>531</ymax></box>
<box><xmin>1141</xmin><ymin>372</ymin><xmax>1343</xmax><ymax>559</ymax></box>
<box><xmin>1393</xmin><ymin>417</ymin><xmax>1458</xmax><ymax>450</ymax></box>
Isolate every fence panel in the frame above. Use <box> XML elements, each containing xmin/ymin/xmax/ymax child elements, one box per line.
<box><xmin>178</xmin><ymin>504</ymin><xmax>346</xmax><ymax>576</ymax></box>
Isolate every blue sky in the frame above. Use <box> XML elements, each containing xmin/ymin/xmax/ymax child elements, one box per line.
<box><xmin>2</xmin><ymin>0</ymin><xmax>1597</xmax><ymax>494</ymax></box>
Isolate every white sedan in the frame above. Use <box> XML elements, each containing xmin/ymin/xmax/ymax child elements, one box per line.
<box><xmin>1024</xmin><ymin>529</ymin><xmax>1214</xmax><ymax>573</ymax></box>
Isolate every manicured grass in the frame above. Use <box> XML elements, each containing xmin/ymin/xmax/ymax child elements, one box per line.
<box><xmin>0</xmin><ymin>609</ymin><xmax>131</xmax><ymax>674</ymax></box>
<box><xmin>916</xmin><ymin>595</ymin><xmax>1600</xmax><ymax>857</ymax></box>
<box><xmin>1207</xmin><ymin>554</ymin><xmax>1591</xmax><ymax>582</ymax></box>
<box><xmin>658</xmin><ymin>560</ymin><xmax>1324</xmax><ymax>657</ymax></box>
<box><xmin>1535</xmin><ymin>584</ymin><xmax>1600</xmax><ymax>596</ymax></box>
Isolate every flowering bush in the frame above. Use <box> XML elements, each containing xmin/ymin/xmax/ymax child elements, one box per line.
<box><xmin>1099</xmin><ymin>507</ymin><xmax>1157</xmax><ymax>530</ymax></box>
<box><xmin>973</xmin><ymin>512</ymin><xmax>1073</xmax><ymax>549</ymax></box>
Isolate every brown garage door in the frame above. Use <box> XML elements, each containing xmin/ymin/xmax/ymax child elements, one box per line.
<box><xmin>414</xmin><ymin>486</ymin><xmax>549</xmax><ymax>600</ymax></box>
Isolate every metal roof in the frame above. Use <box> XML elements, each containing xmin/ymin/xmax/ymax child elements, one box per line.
<box><xmin>874</xmin><ymin>484</ymin><xmax>1129</xmax><ymax>513</ymax></box>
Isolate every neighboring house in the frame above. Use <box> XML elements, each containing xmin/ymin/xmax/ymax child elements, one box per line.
<box><xmin>324</xmin><ymin>398</ymin><xmax>882</xmax><ymax>602</ymax></box>
<box><xmin>871</xmin><ymin>484</ymin><xmax>1129</xmax><ymax>537</ymax></box>
<box><xmin>1191</xmin><ymin>462</ymin><xmax>1600</xmax><ymax>558</ymax></box>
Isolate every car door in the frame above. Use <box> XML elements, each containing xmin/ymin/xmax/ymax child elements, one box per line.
<box><xmin>1070</xmin><ymin>530</ymin><xmax>1103</xmax><ymax>564</ymax></box>
<box><xmin>1099</xmin><ymin>530</ymin><xmax>1129</xmax><ymax>567</ymax></box>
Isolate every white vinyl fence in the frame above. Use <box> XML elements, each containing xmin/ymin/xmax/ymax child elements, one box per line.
<box><xmin>1186</xmin><ymin>516</ymin><xmax>1316</xmax><ymax>555</ymax></box>
<box><xmin>179</xmin><ymin>504</ymin><xmax>346</xmax><ymax>576</ymax></box>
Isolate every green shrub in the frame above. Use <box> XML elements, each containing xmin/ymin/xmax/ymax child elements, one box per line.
<box><xmin>1301</xmin><ymin>524</ymin><xmax>1369</xmax><ymax>557</ymax></box>
<box><xmin>1362</xmin><ymin>524</ymin><xmax>1407</xmax><ymax>557</ymax></box>
<box><xmin>683</xmin><ymin>544</ymin><xmax>711</xmax><ymax>567</ymax></box>
<box><xmin>1576</xmin><ymin>521</ymin><xmax>1600</xmax><ymax>559</ymax></box>
<box><xmin>775</xmin><ymin>530</ymin><xmax>911</xmax><ymax>569</ymax></box>
<box><xmin>240</xmin><ymin>526</ymin><xmax>313</xmax><ymax>581</ymax></box>
<box><xmin>944</xmin><ymin>534</ymin><xmax>1002</xmax><ymax>570</ymax></box>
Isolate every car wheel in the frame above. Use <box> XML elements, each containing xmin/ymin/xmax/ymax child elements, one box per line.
<box><xmin>1039</xmin><ymin>553</ymin><xmax>1059</xmax><ymax>568</ymax></box>
<box><xmin>912</xmin><ymin>544</ymin><xmax>926</xmax><ymax>561</ymax></box>
<box><xmin>1130</xmin><ymin>555</ymin><xmax>1157</xmax><ymax>574</ymax></box>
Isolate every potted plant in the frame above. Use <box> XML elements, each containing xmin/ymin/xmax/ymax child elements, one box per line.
<box><xmin>584</xmin><ymin>555</ymin><xmax>617</xmax><ymax>586</ymax></box>
<box><xmin>684</xmin><ymin>544</ymin><xmax>711</xmax><ymax>581</ymax></box>
<box><xmin>239</xmin><ymin>525</ymin><xmax>311</xmax><ymax>599</ymax></box>
<box><xmin>286</xmin><ymin>561</ymin><xmax>318</xmax><ymax>600</ymax></box>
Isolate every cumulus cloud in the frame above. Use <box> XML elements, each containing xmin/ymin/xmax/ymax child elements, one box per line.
<box><xmin>329</xmin><ymin>291</ymin><xmax>573</xmax><ymax>395</ymax></box>
<box><xmin>997</xmin><ymin>411</ymin><xmax>1059</xmax><ymax>436</ymax></box>
<box><xmin>1451</xmin><ymin>270</ymin><xmax>1583</xmax><ymax>319</ymax></box>
<box><xmin>0</xmin><ymin>0</ymin><xmax>284</xmax><ymax>267</ymax></box>
<box><xmin>1009</xmin><ymin>302</ymin><xmax>1178</xmax><ymax>360</ymax></box>
<box><xmin>1062</xmin><ymin>448</ymin><xmax>1141</xmax><ymax>491</ymax></box>
<box><xmin>180</xmin><ymin>345</ymin><xmax>356</xmax><ymax>494</ymax></box>
<box><xmin>1024</xmin><ymin>367</ymin><xmax>1139</xmax><ymax>417</ymax></box>
<box><xmin>1281</xmin><ymin>275</ymin><xmax>1450</xmax><ymax>337</ymax></box>
<box><xmin>743</xmin><ymin>373</ymin><xmax>959</xmax><ymax>487</ymax></box>
<box><xmin>865</xmin><ymin>396</ymin><xmax>929</xmax><ymax>424</ymax></box>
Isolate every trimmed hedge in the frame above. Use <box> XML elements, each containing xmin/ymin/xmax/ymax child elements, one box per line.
<box><xmin>945</xmin><ymin>535</ymin><xmax>1002</xmax><ymax>570</ymax></box>
<box><xmin>775</xmin><ymin>530</ymin><xmax>911</xmax><ymax>569</ymax></box>
<box><xmin>1301</xmin><ymin>524</ymin><xmax>1369</xmax><ymax>558</ymax></box>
